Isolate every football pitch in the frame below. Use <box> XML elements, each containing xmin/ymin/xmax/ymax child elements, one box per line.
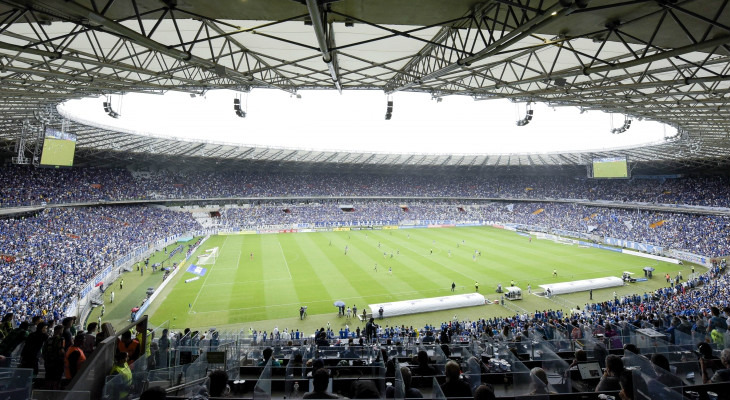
<box><xmin>148</xmin><ymin>226</ymin><xmax>685</xmax><ymax>330</ymax></box>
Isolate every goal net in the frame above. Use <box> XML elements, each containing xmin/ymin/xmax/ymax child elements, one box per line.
<box><xmin>553</xmin><ymin>237</ymin><xmax>574</xmax><ymax>246</ymax></box>
<box><xmin>197</xmin><ymin>247</ymin><xmax>219</xmax><ymax>265</ymax></box>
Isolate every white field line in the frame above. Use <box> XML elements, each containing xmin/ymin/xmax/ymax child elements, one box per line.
<box><xmin>189</xmin><ymin>235</ymin><xmax>235</xmax><ymax>313</ymax></box>
<box><xmin>277</xmin><ymin>239</ymin><xmax>293</xmax><ymax>279</ymax></box>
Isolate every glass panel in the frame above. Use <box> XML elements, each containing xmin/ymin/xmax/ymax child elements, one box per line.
<box><xmin>532</xmin><ymin>341</ymin><xmax>571</xmax><ymax>393</ymax></box>
<box><xmin>623</xmin><ymin>350</ymin><xmax>683</xmax><ymax>389</ymax></box>
<box><xmin>0</xmin><ymin>368</ymin><xmax>32</xmax><ymax>400</ymax></box>
<box><xmin>285</xmin><ymin>349</ymin><xmax>306</xmax><ymax>398</ymax></box>
<box><xmin>634</xmin><ymin>328</ymin><xmax>671</xmax><ymax>354</ymax></box>
<box><xmin>31</xmin><ymin>390</ymin><xmax>90</xmax><ymax>400</ymax></box>
<box><xmin>393</xmin><ymin>360</ymin><xmax>405</xmax><ymax>399</ymax></box>
<box><xmin>462</xmin><ymin>347</ymin><xmax>482</xmax><ymax>393</ymax></box>
<box><xmin>254</xmin><ymin>358</ymin><xmax>272</xmax><ymax>399</ymax></box>
<box><xmin>488</xmin><ymin>341</ymin><xmax>532</xmax><ymax>397</ymax></box>
<box><xmin>431</xmin><ymin>376</ymin><xmax>446</xmax><ymax>400</ymax></box>
<box><xmin>630</xmin><ymin>364</ymin><xmax>685</xmax><ymax>400</ymax></box>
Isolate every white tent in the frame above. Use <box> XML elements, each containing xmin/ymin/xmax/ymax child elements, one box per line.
<box><xmin>368</xmin><ymin>293</ymin><xmax>486</xmax><ymax>318</ymax></box>
<box><xmin>540</xmin><ymin>277</ymin><xmax>623</xmax><ymax>295</ymax></box>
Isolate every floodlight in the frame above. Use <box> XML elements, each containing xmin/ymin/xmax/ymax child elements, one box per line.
<box><xmin>103</xmin><ymin>97</ymin><xmax>120</xmax><ymax>119</ymax></box>
<box><xmin>233</xmin><ymin>96</ymin><xmax>246</xmax><ymax>118</ymax></box>
<box><xmin>516</xmin><ymin>103</ymin><xmax>534</xmax><ymax>126</ymax></box>
<box><xmin>610</xmin><ymin>116</ymin><xmax>632</xmax><ymax>134</ymax></box>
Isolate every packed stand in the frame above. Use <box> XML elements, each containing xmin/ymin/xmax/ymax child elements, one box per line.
<box><xmin>0</xmin><ymin>206</ymin><xmax>201</xmax><ymax>323</ymax></box>
<box><xmin>3</xmin><ymin>166</ymin><xmax>730</xmax><ymax>208</ymax></box>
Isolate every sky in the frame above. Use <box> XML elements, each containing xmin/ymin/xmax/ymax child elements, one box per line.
<box><xmin>59</xmin><ymin>89</ymin><xmax>676</xmax><ymax>155</ymax></box>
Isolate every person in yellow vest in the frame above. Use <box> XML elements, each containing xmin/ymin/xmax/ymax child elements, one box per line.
<box><xmin>109</xmin><ymin>351</ymin><xmax>132</xmax><ymax>399</ymax></box>
<box><xmin>135</xmin><ymin>323</ymin><xmax>152</xmax><ymax>358</ymax></box>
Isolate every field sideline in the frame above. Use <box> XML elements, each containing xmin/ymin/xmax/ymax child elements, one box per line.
<box><xmin>146</xmin><ymin>226</ymin><xmax>688</xmax><ymax>331</ymax></box>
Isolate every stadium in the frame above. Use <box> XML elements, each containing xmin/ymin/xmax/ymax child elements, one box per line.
<box><xmin>0</xmin><ymin>0</ymin><xmax>729</xmax><ymax>399</ymax></box>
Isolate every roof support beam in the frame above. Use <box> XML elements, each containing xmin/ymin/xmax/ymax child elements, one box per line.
<box><xmin>59</xmin><ymin>1</ymin><xmax>296</xmax><ymax>94</ymax></box>
<box><xmin>389</xmin><ymin>0</ymin><xmax>579</xmax><ymax>93</ymax></box>
<box><xmin>583</xmin><ymin>35</ymin><xmax>730</xmax><ymax>75</ymax></box>
<box><xmin>305</xmin><ymin>0</ymin><xmax>342</xmax><ymax>92</ymax></box>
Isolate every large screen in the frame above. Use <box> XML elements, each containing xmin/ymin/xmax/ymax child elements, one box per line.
<box><xmin>40</xmin><ymin>128</ymin><xmax>76</xmax><ymax>167</ymax></box>
<box><xmin>592</xmin><ymin>157</ymin><xmax>628</xmax><ymax>179</ymax></box>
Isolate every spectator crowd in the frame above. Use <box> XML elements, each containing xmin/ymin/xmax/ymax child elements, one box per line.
<box><xmin>0</xmin><ymin>206</ymin><xmax>201</xmax><ymax>323</ymax></box>
<box><xmin>2</xmin><ymin>166</ymin><xmax>730</xmax><ymax>208</ymax></box>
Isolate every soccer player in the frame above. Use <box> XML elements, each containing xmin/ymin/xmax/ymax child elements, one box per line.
<box><xmin>451</xmin><ymin>282</ymin><xmax>456</xmax><ymax>292</ymax></box>
<box><xmin>389</xmin><ymin>266</ymin><xmax>392</xmax><ymax>275</ymax></box>
<box><xmin>475</xmin><ymin>282</ymin><xmax>479</xmax><ymax>292</ymax></box>
<box><xmin>374</xmin><ymin>263</ymin><xmax>377</xmax><ymax>272</ymax></box>
<box><xmin>346</xmin><ymin>307</ymin><xmax>351</xmax><ymax>319</ymax></box>
<box><xmin>250</xmin><ymin>252</ymin><xmax>253</xmax><ymax>260</ymax></box>
<box><xmin>553</xmin><ymin>269</ymin><xmax>557</xmax><ymax>277</ymax></box>
<box><xmin>345</xmin><ymin>245</ymin><xmax>348</xmax><ymax>255</ymax></box>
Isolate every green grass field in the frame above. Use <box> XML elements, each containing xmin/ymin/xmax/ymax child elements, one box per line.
<box><xmin>140</xmin><ymin>226</ymin><xmax>691</xmax><ymax>332</ymax></box>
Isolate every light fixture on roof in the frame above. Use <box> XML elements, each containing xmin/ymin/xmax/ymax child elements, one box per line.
<box><xmin>103</xmin><ymin>95</ymin><xmax>120</xmax><ymax>119</ymax></box>
<box><xmin>516</xmin><ymin>102</ymin><xmax>533</xmax><ymax>126</ymax></box>
<box><xmin>385</xmin><ymin>96</ymin><xmax>393</xmax><ymax>120</ymax></box>
<box><xmin>234</xmin><ymin>93</ymin><xmax>247</xmax><ymax>118</ymax></box>
<box><xmin>611</xmin><ymin>115</ymin><xmax>632</xmax><ymax>134</ymax></box>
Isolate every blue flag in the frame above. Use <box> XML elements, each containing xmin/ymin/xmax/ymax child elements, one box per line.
<box><xmin>186</xmin><ymin>264</ymin><xmax>207</xmax><ymax>277</ymax></box>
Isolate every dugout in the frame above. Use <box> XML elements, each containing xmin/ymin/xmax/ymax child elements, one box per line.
<box><xmin>505</xmin><ymin>286</ymin><xmax>522</xmax><ymax>300</ymax></box>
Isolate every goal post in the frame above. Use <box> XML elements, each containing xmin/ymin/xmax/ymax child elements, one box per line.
<box><xmin>197</xmin><ymin>247</ymin><xmax>219</xmax><ymax>265</ymax></box>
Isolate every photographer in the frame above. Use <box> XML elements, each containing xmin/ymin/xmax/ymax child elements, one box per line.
<box><xmin>365</xmin><ymin>318</ymin><xmax>378</xmax><ymax>343</ymax></box>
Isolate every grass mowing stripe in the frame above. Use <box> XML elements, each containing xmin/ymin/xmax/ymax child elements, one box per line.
<box><xmin>189</xmin><ymin>235</ymin><xmax>231</xmax><ymax>312</ymax></box>
<box><xmin>151</xmin><ymin>226</ymin><xmax>691</xmax><ymax>330</ymax></box>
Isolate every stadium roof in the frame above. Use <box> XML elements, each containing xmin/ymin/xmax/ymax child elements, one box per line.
<box><xmin>0</xmin><ymin>0</ymin><xmax>729</xmax><ymax>171</ymax></box>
